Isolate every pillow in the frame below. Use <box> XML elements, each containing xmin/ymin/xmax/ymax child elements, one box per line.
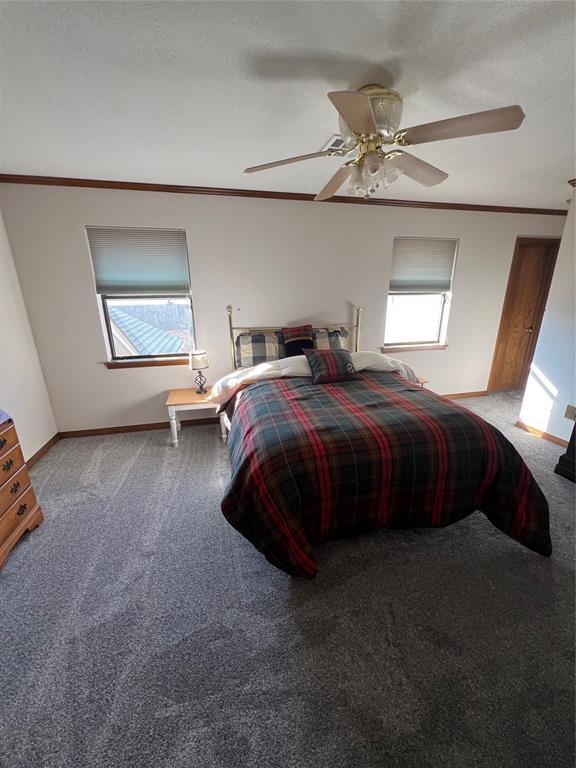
<box><xmin>235</xmin><ymin>332</ymin><xmax>284</xmax><ymax>368</ymax></box>
<box><xmin>304</xmin><ymin>349</ymin><xmax>360</xmax><ymax>384</ymax></box>
<box><xmin>282</xmin><ymin>324</ymin><xmax>314</xmax><ymax>357</ymax></box>
<box><xmin>313</xmin><ymin>327</ymin><xmax>348</xmax><ymax>350</ymax></box>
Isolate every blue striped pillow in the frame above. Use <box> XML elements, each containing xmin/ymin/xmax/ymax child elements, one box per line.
<box><xmin>235</xmin><ymin>332</ymin><xmax>284</xmax><ymax>368</ymax></box>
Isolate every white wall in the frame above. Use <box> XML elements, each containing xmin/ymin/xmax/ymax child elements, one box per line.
<box><xmin>0</xmin><ymin>208</ymin><xmax>57</xmax><ymax>458</ymax></box>
<box><xmin>520</xmin><ymin>194</ymin><xmax>575</xmax><ymax>441</ymax></box>
<box><xmin>0</xmin><ymin>183</ymin><xmax>566</xmax><ymax>432</ymax></box>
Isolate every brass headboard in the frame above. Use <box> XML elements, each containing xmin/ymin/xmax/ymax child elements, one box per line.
<box><xmin>226</xmin><ymin>304</ymin><xmax>363</xmax><ymax>369</ymax></box>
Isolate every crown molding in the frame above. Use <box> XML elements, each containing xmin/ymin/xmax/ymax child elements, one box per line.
<box><xmin>0</xmin><ymin>174</ymin><xmax>568</xmax><ymax>216</ymax></box>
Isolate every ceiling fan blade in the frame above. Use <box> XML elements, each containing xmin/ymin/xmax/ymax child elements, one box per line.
<box><xmin>388</xmin><ymin>151</ymin><xmax>449</xmax><ymax>187</ymax></box>
<box><xmin>244</xmin><ymin>151</ymin><xmax>330</xmax><ymax>173</ymax></box>
<box><xmin>328</xmin><ymin>91</ymin><xmax>377</xmax><ymax>135</ymax></box>
<box><xmin>397</xmin><ymin>105</ymin><xmax>525</xmax><ymax>145</ymax></box>
<box><xmin>314</xmin><ymin>165</ymin><xmax>352</xmax><ymax>201</ymax></box>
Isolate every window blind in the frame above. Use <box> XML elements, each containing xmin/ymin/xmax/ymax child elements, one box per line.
<box><xmin>389</xmin><ymin>237</ymin><xmax>457</xmax><ymax>292</ymax></box>
<box><xmin>86</xmin><ymin>227</ymin><xmax>190</xmax><ymax>295</ymax></box>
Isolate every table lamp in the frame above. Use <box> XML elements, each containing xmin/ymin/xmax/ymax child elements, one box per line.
<box><xmin>190</xmin><ymin>350</ymin><xmax>209</xmax><ymax>394</ymax></box>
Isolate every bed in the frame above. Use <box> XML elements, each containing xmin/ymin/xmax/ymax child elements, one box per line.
<box><xmin>214</xmin><ymin>310</ymin><xmax>551</xmax><ymax>578</ymax></box>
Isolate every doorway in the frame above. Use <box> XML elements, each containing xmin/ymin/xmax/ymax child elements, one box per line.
<box><xmin>488</xmin><ymin>237</ymin><xmax>560</xmax><ymax>391</ymax></box>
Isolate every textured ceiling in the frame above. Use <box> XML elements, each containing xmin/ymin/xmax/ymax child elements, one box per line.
<box><xmin>0</xmin><ymin>1</ymin><xmax>574</xmax><ymax>208</ymax></box>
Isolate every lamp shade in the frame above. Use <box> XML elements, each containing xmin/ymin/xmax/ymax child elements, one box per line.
<box><xmin>190</xmin><ymin>350</ymin><xmax>209</xmax><ymax>370</ymax></box>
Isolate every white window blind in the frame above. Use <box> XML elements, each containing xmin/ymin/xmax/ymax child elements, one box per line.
<box><xmin>86</xmin><ymin>227</ymin><xmax>190</xmax><ymax>295</ymax></box>
<box><xmin>389</xmin><ymin>237</ymin><xmax>458</xmax><ymax>292</ymax></box>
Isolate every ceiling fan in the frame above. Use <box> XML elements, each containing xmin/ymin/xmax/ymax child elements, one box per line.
<box><xmin>244</xmin><ymin>84</ymin><xmax>525</xmax><ymax>201</ymax></box>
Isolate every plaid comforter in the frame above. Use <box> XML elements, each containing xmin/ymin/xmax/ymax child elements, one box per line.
<box><xmin>221</xmin><ymin>371</ymin><xmax>551</xmax><ymax>577</ymax></box>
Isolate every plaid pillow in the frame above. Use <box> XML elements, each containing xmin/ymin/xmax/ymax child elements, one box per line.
<box><xmin>313</xmin><ymin>327</ymin><xmax>349</xmax><ymax>350</ymax></box>
<box><xmin>235</xmin><ymin>332</ymin><xmax>284</xmax><ymax>368</ymax></box>
<box><xmin>304</xmin><ymin>349</ymin><xmax>360</xmax><ymax>384</ymax></box>
<box><xmin>282</xmin><ymin>324</ymin><xmax>314</xmax><ymax>357</ymax></box>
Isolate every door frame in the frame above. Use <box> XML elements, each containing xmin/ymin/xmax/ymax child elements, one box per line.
<box><xmin>488</xmin><ymin>236</ymin><xmax>560</xmax><ymax>392</ymax></box>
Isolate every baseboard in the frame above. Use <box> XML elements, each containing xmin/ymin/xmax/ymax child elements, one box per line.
<box><xmin>515</xmin><ymin>420</ymin><xmax>569</xmax><ymax>448</ymax></box>
<box><xmin>59</xmin><ymin>421</ymin><xmax>169</xmax><ymax>438</ymax></box>
<box><xmin>58</xmin><ymin>417</ymin><xmax>218</xmax><ymax>439</ymax></box>
<box><xmin>27</xmin><ymin>433</ymin><xmax>60</xmax><ymax>468</ymax></box>
<box><xmin>443</xmin><ymin>390</ymin><xmax>488</xmax><ymax>399</ymax></box>
<box><xmin>28</xmin><ymin>418</ymin><xmax>219</xmax><ymax>464</ymax></box>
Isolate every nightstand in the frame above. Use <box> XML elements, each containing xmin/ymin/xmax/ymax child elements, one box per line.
<box><xmin>165</xmin><ymin>387</ymin><xmax>217</xmax><ymax>447</ymax></box>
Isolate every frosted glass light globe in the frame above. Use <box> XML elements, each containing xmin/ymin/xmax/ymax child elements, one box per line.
<box><xmin>360</xmin><ymin>85</ymin><xmax>403</xmax><ymax>141</ymax></box>
<box><xmin>365</xmin><ymin>151</ymin><xmax>380</xmax><ymax>175</ymax></box>
<box><xmin>338</xmin><ymin>115</ymin><xmax>359</xmax><ymax>148</ymax></box>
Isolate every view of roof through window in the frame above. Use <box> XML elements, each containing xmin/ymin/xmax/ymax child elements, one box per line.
<box><xmin>105</xmin><ymin>297</ymin><xmax>194</xmax><ymax>358</ymax></box>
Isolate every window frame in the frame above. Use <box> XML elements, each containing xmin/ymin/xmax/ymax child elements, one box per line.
<box><xmin>383</xmin><ymin>290</ymin><xmax>452</xmax><ymax>348</ymax></box>
<box><xmin>101</xmin><ymin>293</ymin><xmax>195</xmax><ymax>362</ymax></box>
<box><xmin>383</xmin><ymin>236</ymin><xmax>458</xmax><ymax>351</ymax></box>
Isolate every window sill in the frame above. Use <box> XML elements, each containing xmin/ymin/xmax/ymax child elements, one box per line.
<box><xmin>104</xmin><ymin>358</ymin><xmax>189</xmax><ymax>369</ymax></box>
<box><xmin>381</xmin><ymin>344</ymin><xmax>449</xmax><ymax>353</ymax></box>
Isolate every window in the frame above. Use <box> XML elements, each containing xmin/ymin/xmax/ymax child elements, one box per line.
<box><xmin>101</xmin><ymin>296</ymin><xmax>194</xmax><ymax>359</ymax></box>
<box><xmin>86</xmin><ymin>227</ymin><xmax>195</xmax><ymax>360</ymax></box>
<box><xmin>384</xmin><ymin>237</ymin><xmax>458</xmax><ymax>347</ymax></box>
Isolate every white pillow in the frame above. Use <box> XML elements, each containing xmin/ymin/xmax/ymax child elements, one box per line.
<box><xmin>210</xmin><ymin>351</ymin><xmax>418</xmax><ymax>405</ymax></box>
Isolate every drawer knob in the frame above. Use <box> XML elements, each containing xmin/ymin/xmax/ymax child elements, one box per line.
<box><xmin>17</xmin><ymin>503</ymin><xmax>27</xmax><ymax>517</ymax></box>
<box><xmin>0</xmin><ymin>438</ymin><xmax>6</xmax><ymax>449</ymax></box>
<box><xmin>2</xmin><ymin>458</ymin><xmax>14</xmax><ymax>472</ymax></box>
<box><xmin>10</xmin><ymin>481</ymin><xmax>20</xmax><ymax>494</ymax></box>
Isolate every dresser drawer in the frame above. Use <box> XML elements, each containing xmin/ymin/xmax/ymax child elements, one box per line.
<box><xmin>0</xmin><ymin>466</ymin><xmax>31</xmax><ymax>517</ymax></box>
<box><xmin>0</xmin><ymin>425</ymin><xmax>18</xmax><ymax>458</ymax></box>
<box><xmin>0</xmin><ymin>445</ymin><xmax>25</xmax><ymax>485</ymax></box>
<box><xmin>0</xmin><ymin>486</ymin><xmax>38</xmax><ymax>545</ymax></box>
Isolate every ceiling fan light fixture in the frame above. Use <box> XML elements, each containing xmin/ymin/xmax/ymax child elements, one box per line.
<box><xmin>380</xmin><ymin>163</ymin><xmax>402</xmax><ymax>188</ymax></box>
<box><xmin>338</xmin><ymin>85</ymin><xmax>403</xmax><ymax>146</ymax></box>
<box><xmin>347</xmin><ymin>156</ymin><xmax>404</xmax><ymax>199</ymax></box>
<box><xmin>360</xmin><ymin>84</ymin><xmax>403</xmax><ymax>141</ymax></box>
<box><xmin>349</xmin><ymin>163</ymin><xmax>363</xmax><ymax>190</ymax></box>
<box><xmin>338</xmin><ymin>115</ymin><xmax>359</xmax><ymax>148</ymax></box>
<box><xmin>365</xmin><ymin>150</ymin><xmax>380</xmax><ymax>175</ymax></box>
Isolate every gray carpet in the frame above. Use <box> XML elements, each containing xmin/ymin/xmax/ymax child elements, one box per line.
<box><xmin>0</xmin><ymin>392</ymin><xmax>574</xmax><ymax>768</ymax></box>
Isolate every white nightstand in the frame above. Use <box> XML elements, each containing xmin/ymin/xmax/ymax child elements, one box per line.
<box><xmin>165</xmin><ymin>387</ymin><xmax>217</xmax><ymax>446</ymax></box>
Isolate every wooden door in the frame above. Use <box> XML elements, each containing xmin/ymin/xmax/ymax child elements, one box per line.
<box><xmin>488</xmin><ymin>237</ymin><xmax>559</xmax><ymax>391</ymax></box>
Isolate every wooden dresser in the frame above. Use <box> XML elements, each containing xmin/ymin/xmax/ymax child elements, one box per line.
<box><xmin>0</xmin><ymin>410</ymin><xmax>44</xmax><ymax>567</ymax></box>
